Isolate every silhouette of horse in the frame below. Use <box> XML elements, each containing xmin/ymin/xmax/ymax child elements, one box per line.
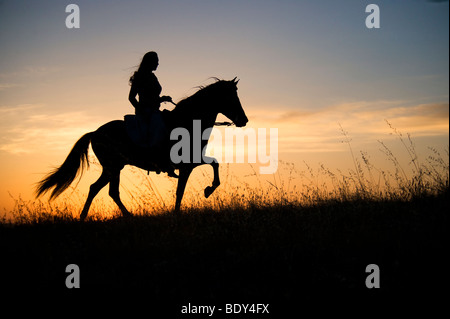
<box><xmin>35</xmin><ymin>78</ymin><xmax>248</xmax><ymax>220</ymax></box>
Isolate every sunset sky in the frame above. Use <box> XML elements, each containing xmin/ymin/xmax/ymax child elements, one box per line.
<box><xmin>1</xmin><ymin>0</ymin><xmax>448</xmax><ymax>214</ymax></box>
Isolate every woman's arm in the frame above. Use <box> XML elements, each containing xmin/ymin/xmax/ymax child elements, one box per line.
<box><xmin>128</xmin><ymin>84</ymin><xmax>140</xmax><ymax>109</ymax></box>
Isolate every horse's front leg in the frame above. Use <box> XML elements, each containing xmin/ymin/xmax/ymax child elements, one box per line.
<box><xmin>174</xmin><ymin>166</ymin><xmax>193</xmax><ymax>212</ymax></box>
<box><xmin>204</xmin><ymin>157</ymin><xmax>220</xmax><ymax>198</ymax></box>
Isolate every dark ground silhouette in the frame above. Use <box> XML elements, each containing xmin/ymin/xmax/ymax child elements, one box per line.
<box><xmin>1</xmin><ymin>191</ymin><xmax>448</xmax><ymax>313</ymax></box>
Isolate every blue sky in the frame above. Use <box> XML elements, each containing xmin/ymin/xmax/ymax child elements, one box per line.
<box><xmin>1</xmin><ymin>0</ymin><xmax>448</xmax><ymax>109</ymax></box>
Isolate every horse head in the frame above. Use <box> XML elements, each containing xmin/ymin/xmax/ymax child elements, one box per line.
<box><xmin>218</xmin><ymin>77</ymin><xmax>248</xmax><ymax>127</ymax></box>
<box><xmin>170</xmin><ymin>78</ymin><xmax>248</xmax><ymax>128</ymax></box>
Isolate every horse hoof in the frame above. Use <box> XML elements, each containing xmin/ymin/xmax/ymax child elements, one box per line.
<box><xmin>204</xmin><ymin>186</ymin><xmax>214</xmax><ymax>198</ymax></box>
<box><xmin>80</xmin><ymin>212</ymin><xmax>87</xmax><ymax>221</ymax></box>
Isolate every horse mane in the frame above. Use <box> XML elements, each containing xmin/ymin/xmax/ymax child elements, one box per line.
<box><xmin>172</xmin><ymin>78</ymin><xmax>224</xmax><ymax>114</ymax></box>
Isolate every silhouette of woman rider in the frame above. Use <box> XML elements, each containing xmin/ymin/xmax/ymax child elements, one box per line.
<box><xmin>129</xmin><ymin>51</ymin><xmax>178</xmax><ymax>178</ymax></box>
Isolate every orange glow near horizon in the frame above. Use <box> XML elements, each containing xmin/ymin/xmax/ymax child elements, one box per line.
<box><xmin>1</xmin><ymin>103</ymin><xmax>448</xmax><ymax>220</ymax></box>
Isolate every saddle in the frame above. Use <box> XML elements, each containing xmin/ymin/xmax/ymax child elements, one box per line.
<box><xmin>124</xmin><ymin>114</ymin><xmax>146</xmax><ymax>148</ymax></box>
<box><xmin>124</xmin><ymin>111</ymin><xmax>169</xmax><ymax>148</ymax></box>
<box><xmin>124</xmin><ymin>113</ymin><xmax>178</xmax><ymax>178</ymax></box>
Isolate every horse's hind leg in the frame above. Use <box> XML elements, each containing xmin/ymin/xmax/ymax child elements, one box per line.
<box><xmin>80</xmin><ymin>171</ymin><xmax>110</xmax><ymax>221</ymax></box>
<box><xmin>109</xmin><ymin>171</ymin><xmax>132</xmax><ymax>218</ymax></box>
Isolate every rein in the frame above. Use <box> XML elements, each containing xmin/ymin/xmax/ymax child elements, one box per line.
<box><xmin>214</xmin><ymin>122</ymin><xmax>235</xmax><ymax>126</ymax></box>
<box><xmin>168</xmin><ymin>100</ymin><xmax>235</xmax><ymax>127</ymax></box>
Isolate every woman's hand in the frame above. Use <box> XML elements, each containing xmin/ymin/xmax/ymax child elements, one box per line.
<box><xmin>160</xmin><ymin>96</ymin><xmax>173</xmax><ymax>103</ymax></box>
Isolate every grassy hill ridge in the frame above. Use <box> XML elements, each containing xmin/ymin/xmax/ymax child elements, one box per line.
<box><xmin>1</xmin><ymin>191</ymin><xmax>448</xmax><ymax>300</ymax></box>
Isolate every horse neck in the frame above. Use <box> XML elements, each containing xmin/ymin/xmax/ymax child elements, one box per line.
<box><xmin>172</xmin><ymin>97</ymin><xmax>219</xmax><ymax>130</ymax></box>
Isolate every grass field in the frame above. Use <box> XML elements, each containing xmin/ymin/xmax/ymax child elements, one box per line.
<box><xmin>0</xmin><ymin>128</ymin><xmax>448</xmax><ymax>311</ymax></box>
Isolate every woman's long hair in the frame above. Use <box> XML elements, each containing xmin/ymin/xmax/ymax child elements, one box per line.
<box><xmin>129</xmin><ymin>51</ymin><xmax>158</xmax><ymax>86</ymax></box>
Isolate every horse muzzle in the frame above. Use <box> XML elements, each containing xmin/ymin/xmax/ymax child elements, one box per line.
<box><xmin>234</xmin><ymin>116</ymin><xmax>248</xmax><ymax>127</ymax></box>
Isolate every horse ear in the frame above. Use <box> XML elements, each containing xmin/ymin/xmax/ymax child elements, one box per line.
<box><xmin>232</xmin><ymin>77</ymin><xmax>239</xmax><ymax>85</ymax></box>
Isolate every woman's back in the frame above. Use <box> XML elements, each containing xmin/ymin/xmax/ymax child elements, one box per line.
<box><xmin>132</xmin><ymin>71</ymin><xmax>162</xmax><ymax>112</ymax></box>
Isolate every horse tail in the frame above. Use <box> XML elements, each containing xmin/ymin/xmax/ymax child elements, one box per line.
<box><xmin>35</xmin><ymin>132</ymin><xmax>94</xmax><ymax>200</ymax></box>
